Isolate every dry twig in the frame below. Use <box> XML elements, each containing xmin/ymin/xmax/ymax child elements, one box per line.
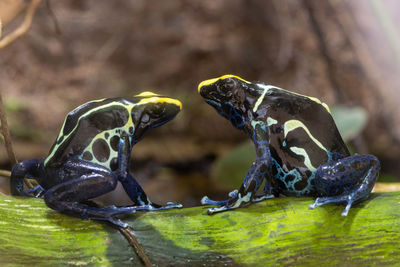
<box><xmin>118</xmin><ymin>226</ymin><xmax>153</xmax><ymax>267</ymax></box>
<box><xmin>0</xmin><ymin>0</ymin><xmax>42</xmax><ymax>49</ymax></box>
<box><xmin>301</xmin><ymin>0</ymin><xmax>346</xmax><ymax>102</ymax></box>
<box><xmin>0</xmin><ymin>169</ymin><xmax>11</xmax><ymax>178</ymax></box>
<box><xmin>0</xmin><ymin>93</ymin><xmax>17</xmax><ymax>166</ymax></box>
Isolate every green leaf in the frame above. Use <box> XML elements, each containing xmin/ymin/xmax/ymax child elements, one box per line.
<box><xmin>213</xmin><ymin>140</ymin><xmax>255</xmax><ymax>189</ymax></box>
<box><xmin>330</xmin><ymin>105</ymin><xmax>368</xmax><ymax>141</ymax></box>
<box><xmin>1</xmin><ymin>193</ymin><xmax>400</xmax><ymax>266</ymax></box>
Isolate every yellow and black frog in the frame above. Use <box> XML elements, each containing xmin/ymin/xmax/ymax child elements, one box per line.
<box><xmin>198</xmin><ymin>75</ymin><xmax>380</xmax><ymax>216</ymax></box>
<box><xmin>11</xmin><ymin>92</ymin><xmax>182</xmax><ymax>227</ymax></box>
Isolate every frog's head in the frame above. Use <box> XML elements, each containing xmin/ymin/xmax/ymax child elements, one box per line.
<box><xmin>198</xmin><ymin>75</ymin><xmax>254</xmax><ymax>129</ymax></box>
<box><xmin>131</xmin><ymin>92</ymin><xmax>182</xmax><ymax>141</ymax></box>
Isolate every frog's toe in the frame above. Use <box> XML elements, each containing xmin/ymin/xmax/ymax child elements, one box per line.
<box><xmin>310</xmin><ymin>195</ymin><xmax>355</xmax><ymax>216</ymax></box>
<box><xmin>104</xmin><ymin>206</ymin><xmax>137</xmax><ymax>217</ymax></box>
<box><xmin>165</xmin><ymin>202</ymin><xmax>183</xmax><ymax>209</ymax></box>
<box><xmin>106</xmin><ymin>217</ymin><xmax>129</xmax><ymax>228</ymax></box>
<box><xmin>341</xmin><ymin>200</ymin><xmax>354</xmax><ymax>217</ymax></box>
<box><xmin>201</xmin><ymin>196</ymin><xmax>211</xmax><ymax>205</ymax></box>
<box><xmin>88</xmin><ymin>214</ymin><xmax>129</xmax><ymax>228</ymax></box>
<box><xmin>201</xmin><ymin>196</ymin><xmax>229</xmax><ymax>206</ymax></box>
<box><xmin>26</xmin><ymin>185</ymin><xmax>46</xmax><ymax>198</ymax></box>
<box><xmin>309</xmin><ymin>197</ymin><xmax>328</xmax><ymax>210</ymax></box>
<box><xmin>308</xmin><ymin>201</ymin><xmax>319</xmax><ymax>210</ymax></box>
<box><xmin>123</xmin><ymin>203</ymin><xmax>182</xmax><ymax>212</ymax></box>
<box><xmin>228</xmin><ymin>190</ymin><xmax>238</xmax><ymax>198</ymax></box>
<box><xmin>252</xmin><ymin>194</ymin><xmax>274</xmax><ymax>203</ymax></box>
<box><xmin>206</xmin><ymin>206</ymin><xmax>228</xmax><ymax>215</ymax></box>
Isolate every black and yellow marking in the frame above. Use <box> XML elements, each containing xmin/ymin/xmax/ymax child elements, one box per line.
<box><xmin>44</xmin><ymin>93</ymin><xmax>182</xmax><ymax>170</ymax></box>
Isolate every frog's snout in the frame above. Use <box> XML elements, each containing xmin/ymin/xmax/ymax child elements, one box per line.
<box><xmin>198</xmin><ymin>75</ymin><xmax>250</xmax><ymax>94</ymax></box>
<box><xmin>198</xmin><ymin>77</ymin><xmax>220</xmax><ymax>93</ymax></box>
<box><xmin>169</xmin><ymin>98</ymin><xmax>182</xmax><ymax>111</ymax></box>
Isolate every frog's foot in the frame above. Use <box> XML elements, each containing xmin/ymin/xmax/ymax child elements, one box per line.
<box><xmin>118</xmin><ymin>173</ymin><xmax>182</xmax><ymax>210</ymax></box>
<box><xmin>201</xmin><ymin>190</ymin><xmax>238</xmax><ymax>206</ymax></box>
<box><xmin>131</xmin><ymin>202</ymin><xmax>183</xmax><ymax>211</ymax></box>
<box><xmin>26</xmin><ymin>185</ymin><xmax>45</xmax><ymax>198</ymax></box>
<box><xmin>84</xmin><ymin>206</ymin><xmax>132</xmax><ymax>228</ymax></box>
<box><xmin>165</xmin><ymin>202</ymin><xmax>183</xmax><ymax>209</ymax></box>
<box><xmin>309</xmin><ymin>194</ymin><xmax>355</xmax><ymax>216</ymax></box>
<box><xmin>201</xmin><ymin>196</ymin><xmax>228</xmax><ymax>206</ymax></box>
<box><xmin>78</xmin><ymin>204</ymin><xmax>183</xmax><ymax>227</ymax></box>
<box><xmin>48</xmin><ymin>203</ymin><xmax>138</xmax><ymax>228</ymax></box>
<box><xmin>206</xmin><ymin>192</ymin><xmax>253</xmax><ymax>215</ymax></box>
<box><xmin>95</xmin><ymin>217</ymin><xmax>129</xmax><ymax>228</ymax></box>
<box><xmin>252</xmin><ymin>194</ymin><xmax>274</xmax><ymax>203</ymax></box>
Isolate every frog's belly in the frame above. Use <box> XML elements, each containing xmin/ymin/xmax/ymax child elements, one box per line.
<box><xmin>269</xmin><ymin>159</ymin><xmax>317</xmax><ymax>196</ymax></box>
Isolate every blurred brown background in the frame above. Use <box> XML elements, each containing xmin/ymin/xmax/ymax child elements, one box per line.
<box><xmin>1</xmin><ymin>0</ymin><xmax>399</xmax><ymax>206</ymax></box>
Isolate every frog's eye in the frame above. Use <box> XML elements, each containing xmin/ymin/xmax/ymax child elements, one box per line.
<box><xmin>220</xmin><ymin>78</ymin><xmax>236</xmax><ymax>93</ymax></box>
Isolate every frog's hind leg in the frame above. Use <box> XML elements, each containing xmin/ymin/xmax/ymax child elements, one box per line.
<box><xmin>44</xmin><ymin>172</ymin><xmax>138</xmax><ymax>228</ymax></box>
<box><xmin>309</xmin><ymin>154</ymin><xmax>380</xmax><ymax>216</ymax></box>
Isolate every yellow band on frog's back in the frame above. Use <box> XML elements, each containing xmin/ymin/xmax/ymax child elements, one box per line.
<box><xmin>198</xmin><ymin>74</ymin><xmax>250</xmax><ymax>92</ymax></box>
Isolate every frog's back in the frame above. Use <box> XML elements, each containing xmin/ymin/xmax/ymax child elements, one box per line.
<box><xmin>255</xmin><ymin>85</ymin><xmax>350</xmax><ymax>195</ymax></box>
<box><xmin>44</xmin><ymin>97</ymin><xmax>139</xmax><ymax>169</ymax></box>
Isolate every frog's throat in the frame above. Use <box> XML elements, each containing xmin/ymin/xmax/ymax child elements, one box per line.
<box><xmin>197</xmin><ymin>74</ymin><xmax>250</xmax><ymax>93</ymax></box>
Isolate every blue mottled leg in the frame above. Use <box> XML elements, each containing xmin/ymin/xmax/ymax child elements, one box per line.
<box><xmin>252</xmin><ymin>182</ymin><xmax>274</xmax><ymax>202</ymax></box>
<box><xmin>202</xmin><ymin>124</ymin><xmax>272</xmax><ymax>214</ymax></box>
<box><xmin>203</xmin><ymin>159</ymin><xmax>269</xmax><ymax>214</ymax></box>
<box><xmin>309</xmin><ymin>154</ymin><xmax>380</xmax><ymax>216</ymax></box>
<box><xmin>118</xmin><ymin>134</ymin><xmax>182</xmax><ymax>210</ymax></box>
<box><xmin>10</xmin><ymin>159</ymin><xmax>42</xmax><ymax>196</ymax></box>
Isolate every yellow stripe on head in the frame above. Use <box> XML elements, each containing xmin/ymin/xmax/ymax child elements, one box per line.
<box><xmin>135</xmin><ymin>91</ymin><xmax>160</xmax><ymax>97</ymax></box>
<box><xmin>198</xmin><ymin>74</ymin><xmax>250</xmax><ymax>92</ymax></box>
<box><xmin>138</xmin><ymin>97</ymin><xmax>182</xmax><ymax>110</ymax></box>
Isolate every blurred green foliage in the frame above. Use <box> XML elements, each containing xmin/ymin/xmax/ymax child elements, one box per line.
<box><xmin>330</xmin><ymin>106</ymin><xmax>368</xmax><ymax>141</ymax></box>
<box><xmin>4</xmin><ymin>97</ymin><xmax>42</xmax><ymax>142</ymax></box>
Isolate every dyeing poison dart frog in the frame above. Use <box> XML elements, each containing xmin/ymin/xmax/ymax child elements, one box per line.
<box><xmin>11</xmin><ymin>92</ymin><xmax>182</xmax><ymax>227</ymax></box>
<box><xmin>198</xmin><ymin>75</ymin><xmax>380</xmax><ymax>216</ymax></box>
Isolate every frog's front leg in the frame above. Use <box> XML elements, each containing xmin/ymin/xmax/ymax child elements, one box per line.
<box><xmin>309</xmin><ymin>154</ymin><xmax>380</xmax><ymax>216</ymax></box>
<box><xmin>117</xmin><ymin>134</ymin><xmax>182</xmax><ymax>210</ymax></box>
<box><xmin>202</xmin><ymin>125</ymin><xmax>273</xmax><ymax>214</ymax></box>
<box><xmin>202</xmin><ymin>159</ymin><xmax>270</xmax><ymax>214</ymax></box>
